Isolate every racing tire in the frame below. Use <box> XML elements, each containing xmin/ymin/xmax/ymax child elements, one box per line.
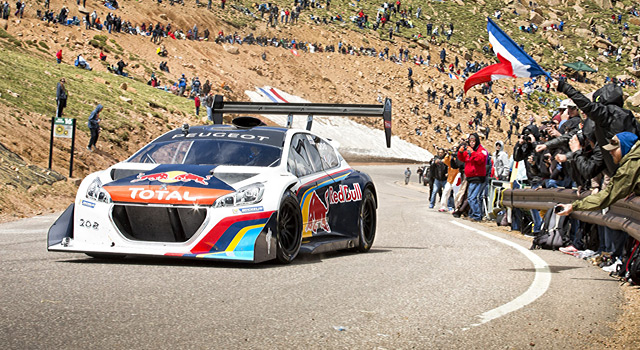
<box><xmin>275</xmin><ymin>191</ymin><xmax>303</xmax><ymax>264</ymax></box>
<box><xmin>85</xmin><ymin>253</ymin><xmax>126</xmax><ymax>259</ymax></box>
<box><xmin>356</xmin><ymin>188</ymin><xmax>377</xmax><ymax>252</ymax></box>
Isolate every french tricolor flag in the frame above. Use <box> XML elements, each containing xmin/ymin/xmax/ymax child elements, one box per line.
<box><xmin>463</xmin><ymin>18</ymin><xmax>550</xmax><ymax>93</ymax></box>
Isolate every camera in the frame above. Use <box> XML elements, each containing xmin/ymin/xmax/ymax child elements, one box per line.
<box><xmin>575</xmin><ymin>129</ymin><xmax>586</xmax><ymax>146</ymax></box>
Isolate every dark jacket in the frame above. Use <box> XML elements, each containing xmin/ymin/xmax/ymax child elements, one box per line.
<box><xmin>88</xmin><ymin>104</ymin><xmax>103</xmax><ymax>129</ymax></box>
<box><xmin>567</xmin><ymin>144</ymin><xmax>604</xmax><ymax>188</ymax></box>
<box><xmin>513</xmin><ymin>140</ymin><xmax>544</xmax><ymax>186</ymax></box>
<box><xmin>56</xmin><ymin>82</ymin><xmax>67</xmax><ymax>101</ymax></box>
<box><xmin>429</xmin><ymin>156</ymin><xmax>448</xmax><ymax>181</ymax></box>
<box><xmin>557</xmin><ymin>81</ymin><xmax>640</xmax><ymax>176</ymax></box>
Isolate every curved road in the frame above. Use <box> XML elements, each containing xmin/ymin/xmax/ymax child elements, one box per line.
<box><xmin>0</xmin><ymin>164</ymin><xmax>622</xmax><ymax>349</ymax></box>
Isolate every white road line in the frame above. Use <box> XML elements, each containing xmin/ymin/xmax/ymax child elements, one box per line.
<box><xmin>451</xmin><ymin>221</ymin><xmax>551</xmax><ymax>330</ymax></box>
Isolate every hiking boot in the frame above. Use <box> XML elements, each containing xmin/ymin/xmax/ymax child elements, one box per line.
<box><xmin>452</xmin><ymin>212</ymin><xmax>461</xmax><ymax>218</ymax></box>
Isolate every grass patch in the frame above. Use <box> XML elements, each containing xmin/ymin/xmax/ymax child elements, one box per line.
<box><xmin>0</xmin><ymin>44</ymin><xmax>196</xmax><ymax>140</ymax></box>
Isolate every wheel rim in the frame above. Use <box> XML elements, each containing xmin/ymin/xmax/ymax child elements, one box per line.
<box><xmin>278</xmin><ymin>201</ymin><xmax>300</xmax><ymax>254</ymax></box>
<box><xmin>361</xmin><ymin>195</ymin><xmax>376</xmax><ymax>242</ymax></box>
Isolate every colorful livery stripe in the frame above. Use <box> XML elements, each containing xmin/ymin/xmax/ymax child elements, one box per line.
<box><xmin>189</xmin><ymin>211</ymin><xmax>274</xmax><ymax>254</ymax></box>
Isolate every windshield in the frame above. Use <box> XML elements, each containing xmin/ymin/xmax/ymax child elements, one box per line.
<box><xmin>127</xmin><ymin>139</ymin><xmax>282</xmax><ymax>167</ymax></box>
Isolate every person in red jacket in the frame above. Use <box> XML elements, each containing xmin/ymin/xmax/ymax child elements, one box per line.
<box><xmin>56</xmin><ymin>49</ymin><xmax>62</xmax><ymax>64</ymax></box>
<box><xmin>194</xmin><ymin>94</ymin><xmax>201</xmax><ymax>116</ymax></box>
<box><xmin>457</xmin><ymin>133</ymin><xmax>488</xmax><ymax>221</ymax></box>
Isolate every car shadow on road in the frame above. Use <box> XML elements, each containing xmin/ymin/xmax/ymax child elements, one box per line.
<box><xmin>293</xmin><ymin>248</ymin><xmax>392</xmax><ymax>265</ymax></box>
<box><xmin>56</xmin><ymin>248</ymin><xmax>392</xmax><ymax>268</ymax></box>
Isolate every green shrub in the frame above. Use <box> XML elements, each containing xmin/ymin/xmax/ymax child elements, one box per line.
<box><xmin>38</xmin><ymin>41</ymin><xmax>49</xmax><ymax>49</ymax></box>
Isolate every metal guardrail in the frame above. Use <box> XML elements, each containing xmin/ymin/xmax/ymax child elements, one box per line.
<box><xmin>501</xmin><ymin>188</ymin><xmax>640</xmax><ymax>242</ymax></box>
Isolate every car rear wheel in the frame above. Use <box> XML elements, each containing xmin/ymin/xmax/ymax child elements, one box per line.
<box><xmin>356</xmin><ymin>188</ymin><xmax>377</xmax><ymax>252</ymax></box>
<box><xmin>276</xmin><ymin>191</ymin><xmax>303</xmax><ymax>264</ymax></box>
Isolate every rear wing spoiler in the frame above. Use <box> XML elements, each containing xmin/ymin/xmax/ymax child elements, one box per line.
<box><xmin>210</xmin><ymin>94</ymin><xmax>393</xmax><ymax>148</ymax></box>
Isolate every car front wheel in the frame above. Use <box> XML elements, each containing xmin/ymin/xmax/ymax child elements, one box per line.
<box><xmin>275</xmin><ymin>191</ymin><xmax>302</xmax><ymax>263</ymax></box>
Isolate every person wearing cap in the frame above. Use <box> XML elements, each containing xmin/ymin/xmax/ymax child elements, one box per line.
<box><xmin>557</xmin><ymin>99</ymin><xmax>580</xmax><ymax>134</ymax></box>
<box><xmin>557</xmin><ymin>131</ymin><xmax>640</xmax><ymax>216</ymax></box>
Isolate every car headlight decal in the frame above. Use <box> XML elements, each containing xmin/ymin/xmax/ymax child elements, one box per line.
<box><xmin>214</xmin><ymin>183</ymin><xmax>264</xmax><ymax>208</ymax></box>
<box><xmin>85</xmin><ymin>178</ymin><xmax>112</xmax><ymax>204</ymax></box>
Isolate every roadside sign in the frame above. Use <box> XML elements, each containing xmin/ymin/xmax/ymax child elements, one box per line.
<box><xmin>49</xmin><ymin>117</ymin><xmax>77</xmax><ymax>177</ymax></box>
<box><xmin>54</xmin><ymin>117</ymin><xmax>74</xmax><ymax>138</ymax></box>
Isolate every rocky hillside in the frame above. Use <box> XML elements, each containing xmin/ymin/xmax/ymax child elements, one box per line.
<box><xmin>0</xmin><ymin>0</ymin><xmax>640</xmax><ymax>220</ymax></box>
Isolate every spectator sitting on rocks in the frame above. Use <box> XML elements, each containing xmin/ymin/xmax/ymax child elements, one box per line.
<box><xmin>157</xmin><ymin>45</ymin><xmax>168</xmax><ymax>57</ymax></box>
<box><xmin>116</xmin><ymin>59</ymin><xmax>128</xmax><ymax>76</ymax></box>
<box><xmin>74</xmin><ymin>54</ymin><xmax>92</xmax><ymax>70</ymax></box>
<box><xmin>159</xmin><ymin>61</ymin><xmax>170</xmax><ymax>73</ymax></box>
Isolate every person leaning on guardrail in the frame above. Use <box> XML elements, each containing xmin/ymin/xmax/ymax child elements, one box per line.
<box><xmin>557</xmin><ymin>132</ymin><xmax>640</xmax><ymax>216</ymax></box>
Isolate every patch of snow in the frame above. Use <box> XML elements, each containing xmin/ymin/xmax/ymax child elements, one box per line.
<box><xmin>245</xmin><ymin>86</ymin><xmax>433</xmax><ymax>162</ymax></box>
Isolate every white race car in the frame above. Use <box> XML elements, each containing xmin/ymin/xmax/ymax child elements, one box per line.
<box><xmin>48</xmin><ymin>97</ymin><xmax>392</xmax><ymax>263</ymax></box>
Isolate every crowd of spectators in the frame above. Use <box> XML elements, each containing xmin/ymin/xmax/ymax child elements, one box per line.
<box><xmin>419</xmin><ymin>79</ymin><xmax>640</xmax><ymax>277</ymax></box>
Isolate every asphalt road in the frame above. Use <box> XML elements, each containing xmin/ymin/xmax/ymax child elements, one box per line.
<box><xmin>0</xmin><ymin>164</ymin><xmax>623</xmax><ymax>349</ymax></box>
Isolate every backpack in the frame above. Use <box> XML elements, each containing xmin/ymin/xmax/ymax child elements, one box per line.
<box><xmin>530</xmin><ymin>206</ymin><xmax>571</xmax><ymax>250</ymax></box>
<box><xmin>618</xmin><ymin>240</ymin><xmax>640</xmax><ymax>285</ymax></box>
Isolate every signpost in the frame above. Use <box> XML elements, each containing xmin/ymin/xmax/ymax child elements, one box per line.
<box><xmin>49</xmin><ymin>117</ymin><xmax>76</xmax><ymax>177</ymax></box>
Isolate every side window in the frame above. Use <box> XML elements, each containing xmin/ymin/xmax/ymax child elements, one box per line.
<box><xmin>287</xmin><ymin>134</ymin><xmax>314</xmax><ymax>177</ymax></box>
<box><xmin>303</xmin><ymin>134</ymin><xmax>324</xmax><ymax>172</ymax></box>
<box><xmin>315</xmin><ymin>138</ymin><xmax>340</xmax><ymax>170</ymax></box>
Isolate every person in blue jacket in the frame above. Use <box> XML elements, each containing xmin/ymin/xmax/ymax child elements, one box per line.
<box><xmin>178</xmin><ymin>74</ymin><xmax>187</xmax><ymax>96</ymax></box>
<box><xmin>87</xmin><ymin>104</ymin><xmax>103</xmax><ymax>151</ymax></box>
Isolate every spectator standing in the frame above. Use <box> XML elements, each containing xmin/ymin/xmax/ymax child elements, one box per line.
<box><xmin>194</xmin><ymin>94</ymin><xmax>201</xmax><ymax>116</ymax></box>
<box><xmin>55</xmin><ymin>49</ymin><xmax>62</xmax><ymax>64</ymax></box>
<box><xmin>55</xmin><ymin>78</ymin><xmax>67</xmax><ymax>118</ymax></box>
<box><xmin>404</xmin><ymin>167</ymin><xmax>411</xmax><ymax>184</ymax></box>
<box><xmin>439</xmin><ymin>150</ymin><xmax>460</xmax><ymax>212</ymax></box>
<box><xmin>178</xmin><ymin>74</ymin><xmax>187</xmax><ymax>96</ymax></box>
<box><xmin>429</xmin><ymin>149</ymin><xmax>448</xmax><ymax>209</ymax></box>
<box><xmin>494</xmin><ymin>141</ymin><xmax>510</xmax><ymax>180</ymax></box>
<box><xmin>457</xmin><ymin>133</ymin><xmax>488</xmax><ymax>221</ymax></box>
<box><xmin>87</xmin><ymin>104</ymin><xmax>103</xmax><ymax>151</ymax></box>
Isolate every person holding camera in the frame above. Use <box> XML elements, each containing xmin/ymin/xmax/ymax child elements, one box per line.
<box><xmin>457</xmin><ymin>133</ymin><xmax>488</xmax><ymax>221</ymax></box>
<box><xmin>439</xmin><ymin>147</ymin><xmax>460</xmax><ymax>212</ymax></box>
<box><xmin>513</xmin><ymin>125</ymin><xmax>546</xmax><ymax>232</ymax></box>
<box><xmin>557</xmin><ymin>132</ymin><xmax>640</xmax><ymax>261</ymax></box>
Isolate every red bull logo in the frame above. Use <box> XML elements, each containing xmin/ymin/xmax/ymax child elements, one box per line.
<box><xmin>305</xmin><ymin>191</ymin><xmax>331</xmax><ymax>235</ymax></box>
<box><xmin>132</xmin><ymin>171</ymin><xmax>212</xmax><ymax>185</ymax></box>
<box><xmin>325</xmin><ymin>183</ymin><xmax>362</xmax><ymax>205</ymax></box>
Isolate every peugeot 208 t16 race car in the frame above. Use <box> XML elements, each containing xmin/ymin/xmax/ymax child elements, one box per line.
<box><xmin>48</xmin><ymin>97</ymin><xmax>391</xmax><ymax>263</ymax></box>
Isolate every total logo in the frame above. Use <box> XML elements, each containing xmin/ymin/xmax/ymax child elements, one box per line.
<box><xmin>128</xmin><ymin>187</ymin><xmax>197</xmax><ymax>201</ymax></box>
<box><xmin>131</xmin><ymin>171</ymin><xmax>212</xmax><ymax>185</ymax></box>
